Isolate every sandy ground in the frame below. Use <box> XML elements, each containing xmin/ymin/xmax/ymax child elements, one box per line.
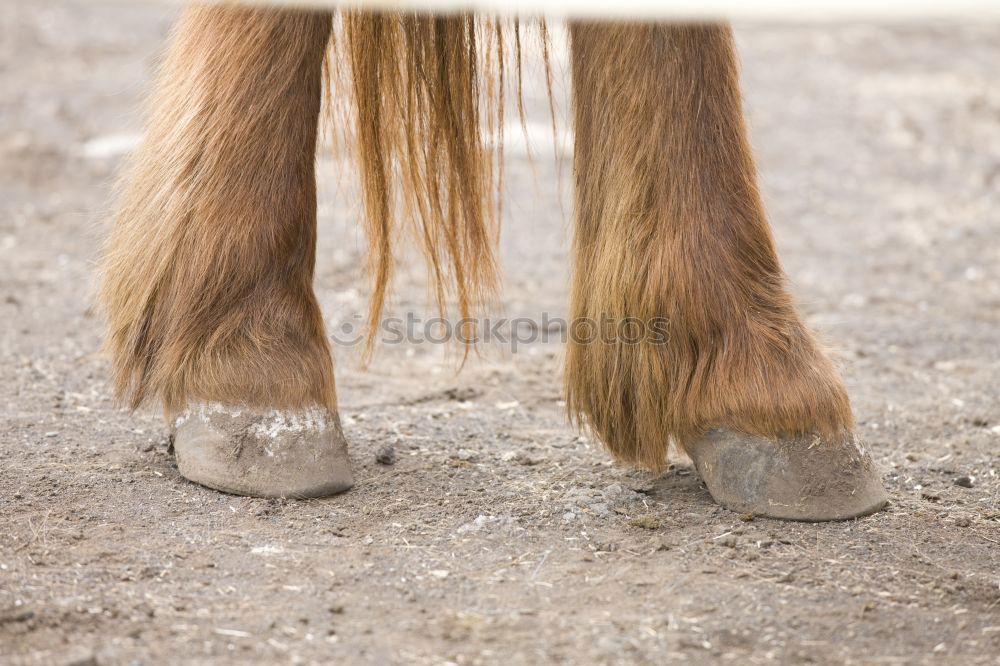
<box><xmin>2</xmin><ymin>3</ymin><xmax>1000</xmax><ymax>664</ymax></box>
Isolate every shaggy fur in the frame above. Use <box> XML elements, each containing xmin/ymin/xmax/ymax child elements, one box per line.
<box><xmin>565</xmin><ymin>23</ymin><xmax>854</xmax><ymax>470</ymax></box>
<box><xmin>102</xmin><ymin>6</ymin><xmax>854</xmax><ymax>473</ymax></box>
<box><xmin>101</xmin><ymin>7</ymin><xmax>336</xmax><ymax>415</ymax></box>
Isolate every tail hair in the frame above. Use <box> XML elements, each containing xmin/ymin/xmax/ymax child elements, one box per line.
<box><xmin>328</xmin><ymin>12</ymin><xmax>554</xmax><ymax>359</ymax></box>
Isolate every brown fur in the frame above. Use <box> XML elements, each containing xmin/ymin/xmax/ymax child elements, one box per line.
<box><xmin>102</xmin><ymin>7</ymin><xmax>854</xmax><ymax>473</ymax></box>
<box><xmin>100</xmin><ymin>6</ymin><xmax>336</xmax><ymax>416</ymax></box>
<box><xmin>565</xmin><ymin>23</ymin><xmax>854</xmax><ymax>470</ymax></box>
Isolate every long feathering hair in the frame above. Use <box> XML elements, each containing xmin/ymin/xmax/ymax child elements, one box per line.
<box><xmin>101</xmin><ymin>8</ymin><xmax>339</xmax><ymax>416</ymax></box>
<box><xmin>565</xmin><ymin>23</ymin><xmax>853</xmax><ymax>470</ymax></box>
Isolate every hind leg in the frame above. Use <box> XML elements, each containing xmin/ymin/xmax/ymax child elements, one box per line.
<box><xmin>566</xmin><ymin>22</ymin><xmax>886</xmax><ymax>520</ymax></box>
<box><xmin>101</xmin><ymin>6</ymin><xmax>350</xmax><ymax>497</ymax></box>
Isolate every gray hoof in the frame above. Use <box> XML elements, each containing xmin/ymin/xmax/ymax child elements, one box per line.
<box><xmin>171</xmin><ymin>403</ymin><xmax>354</xmax><ymax>498</ymax></box>
<box><xmin>686</xmin><ymin>429</ymin><xmax>887</xmax><ymax>521</ymax></box>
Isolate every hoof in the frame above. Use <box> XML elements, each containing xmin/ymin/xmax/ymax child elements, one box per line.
<box><xmin>686</xmin><ymin>429</ymin><xmax>887</xmax><ymax>521</ymax></box>
<box><xmin>171</xmin><ymin>403</ymin><xmax>354</xmax><ymax>498</ymax></box>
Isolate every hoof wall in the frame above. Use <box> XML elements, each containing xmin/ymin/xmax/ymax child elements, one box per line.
<box><xmin>686</xmin><ymin>430</ymin><xmax>887</xmax><ymax>521</ymax></box>
<box><xmin>171</xmin><ymin>403</ymin><xmax>354</xmax><ymax>498</ymax></box>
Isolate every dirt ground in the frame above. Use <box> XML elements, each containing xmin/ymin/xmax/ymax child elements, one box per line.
<box><xmin>2</xmin><ymin>2</ymin><xmax>1000</xmax><ymax>664</ymax></box>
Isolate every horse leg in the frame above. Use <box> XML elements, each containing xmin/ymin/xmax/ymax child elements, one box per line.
<box><xmin>100</xmin><ymin>6</ymin><xmax>351</xmax><ymax>497</ymax></box>
<box><xmin>566</xmin><ymin>22</ymin><xmax>886</xmax><ymax>520</ymax></box>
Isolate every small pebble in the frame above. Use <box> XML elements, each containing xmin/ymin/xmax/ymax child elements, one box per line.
<box><xmin>375</xmin><ymin>444</ymin><xmax>395</xmax><ymax>465</ymax></box>
<box><xmin>954</xmin><ymin>476</ymin><xmax>973</xmax><ymax>488</ymax></box>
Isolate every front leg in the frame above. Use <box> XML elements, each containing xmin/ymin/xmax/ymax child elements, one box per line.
<box><xmin>100</xmin><ymin>6</ymin><xmax>350</xmax><ymax>497</ymax></box>
<box><xmin>566</xmin><ymin>22</ymin><xmax>886</xmax><ymax>520</ymax></box>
